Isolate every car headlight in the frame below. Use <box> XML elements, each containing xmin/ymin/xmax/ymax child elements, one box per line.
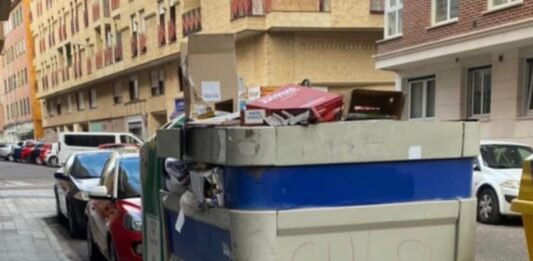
<box><xmin>75</xmin><ymin>191</ymin><xmax>90</xmax><ymax>201</ymax></box>
<box><xmin>124</xmin><ymin>213</ymin><xmax>143</xmax><ymax>232</ymax></box>
<box><xmin>501</xmin><ymin>180</ymin><xmax>520</xmax><ymax>189</ymax></box>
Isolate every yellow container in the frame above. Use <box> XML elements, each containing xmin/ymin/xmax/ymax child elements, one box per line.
<box><xmin>511</xmin><ymin>160</ymin><xmax>533</xmax><ymax>259</ymax></box>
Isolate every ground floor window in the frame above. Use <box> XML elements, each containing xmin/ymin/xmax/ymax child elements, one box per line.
<box><xmin>525</xmin><ymin>60</ymin><xmax>533</xmax><ymax>113</ymax></box>
<box><xmin>468</xmin><ymin>66</ymin><xmax>492</xmax><ymax>118</ymax></box>
<box><xmin>408</xmin><ymin>77</ymin><xmax>435</xmax><ymax>119</ymax></box>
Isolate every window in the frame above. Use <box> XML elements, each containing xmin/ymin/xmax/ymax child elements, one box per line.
<box><xmin>89</xmin><ymin>88</ymin><xmax>97</xmax><ymax>108</ymax></box>
<box><xmin>525</xmin><ymin>59</ymin><xmax>533</xmax><ymax>113</ymax></box>
<box><xmin>468</xmin><ymin>67</ymin><xmax>492</xmax><ymax>117</ymax></box>
<box><xmin>489</xmin><ymin>0</ymin><xmax>522</xmax><ymax>10</ymax></box>
<box><xmin>67</xmin><ymin>94</ymin><xmax>73</xmax><ymax>113</ymax></box>
<box><xmin>113</xmin><ymin>82</ymin><xmax>122</xmax><ymax>104</ymax></box>
<box><xmin>56</xmin><ymin>99</ymin><xmax>62</xmax><ymax>115</ymax></box>
<box><xmin>150</xmin><ymin>68</ymin><xmax>165</xmax><ymax>96</ymax></box>
<box><xmin>409</xmin><ymin>77</ymin><xmax>436</xmax><ymax>120</ymax></box>
<box><xmin>433</xmin><ymin>0</ymin><xmax>458</xmax><ymax>24</ymax></box>
<box><xmin>129</xmin><ymin>76</ymin><xmax>139</xmax><ymax>101</ymax></box>
<box><xmin>385</xmin><ymin>0</ymin><xmax>403</xmax><ymax>38</ymax></box>
<box><xmin>76</xmin><ymin>92</ymin><xmax>85</xmax><ymax>111</ymax></box>
<box><xmin>65</xmin><ymin>135</ymin><xmax>116</xmax><ymax>147</ymax></box>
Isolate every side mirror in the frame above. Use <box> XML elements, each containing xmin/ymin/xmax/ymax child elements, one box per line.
<box><xmin>473</xmin><ymin>163</ymin><xmax>481</xmax><ymax>171</ymax></box>
<box><xmin>89</xmin><ymin>186</ymin><xmax>112</xmax><ymax>200</ymax></box>
<box><xmin>54</xmin><ymin>170</ymin><xmax>67</xmax><ymax>180</ymax></box>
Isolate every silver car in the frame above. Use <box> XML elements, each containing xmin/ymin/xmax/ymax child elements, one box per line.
<box><xmin>0</xmin><ymin>143</ymin><xmax>13</xmax><ymax>160</ymax></box>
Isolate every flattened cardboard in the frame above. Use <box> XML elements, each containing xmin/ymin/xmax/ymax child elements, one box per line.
<box><xmin>181</xmin><ymin>34</ymin><xmax>239</xmax><ymax>119</ymax></box>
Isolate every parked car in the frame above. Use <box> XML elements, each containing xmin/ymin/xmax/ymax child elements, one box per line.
<box><xmin>474</xmin><ymin>140</ymin><xmax>533</xmax><ymax>224</ymax></box>
<box><xmin>54</xmin><ymin>150</ymin><xmax>114</xmax><ymax>238</ymax></box>
<box><xmin>58</xmin><ymin>132</ymin><xmax>143</xmax><ymax>165</ymax></box>
<box><xmin>9</xmin><ymin>140</ymin><xmax>35</xmax><ymax>162</ymax></box>
<box><xmin>86</xmin><ymin>152</ymin><xmax>142</xmax><ymax>261</ymax></box>
<box><xmin>20</xmin><ymin>143</ymin><xmax>36</xmax><ymax>163</ymax></box>
<box><xmin>29</xmin><ymin>143</ymin><xmax>46</xmax><ymax>163</ymax></box>
<box><xmin>0</xmin><ymin>143</ymin><xmax>13</xmax><ymax>160</ymax></box>
<box><xmin>38</xmin><ymin>143</ymin><xmax>59</xmax><ymax>166</ymax></box>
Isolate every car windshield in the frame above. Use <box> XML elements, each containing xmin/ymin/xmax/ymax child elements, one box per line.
<box><xmin>480</xmin><ymin>144</ymin><xmax>533</xmax><ymax>169</ymax></box>
<box><xmin>72</xmin><ymin>152</ymin><xmax>113</xmax><ymax>179</ymax></box>
<box><xmin>118</xmin><ymin>157</ymin><xmax>141</xmax><ymax>198</ymax></box>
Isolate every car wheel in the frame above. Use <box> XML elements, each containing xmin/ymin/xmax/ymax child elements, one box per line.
<box><xmin>109</xmin><ymin>239</ymin><xmax>118</xmax><ymax>261</ymax></box>
<box><xmin>48</xmin><ymin>156</ymin><xmax>58</xmax><ymax>167</ymax></box>
<box><xmin>87</xmin><ymin>221</ymin><xmax>105</xmax><ymax>261</ymax></box>
<box><xmin>67</xmin><ymin>202</ymin><xmax>84</xmax><ymax>238</ymax></box>
<box><xmin>7</xmin><ymin>154</ymin><xmax>14</xmax><ymax>162</ymax></box>
<box><xmin>477</xmin><ymin>188</ymin><xmax>501</xmax><ymax>224</ymax></box>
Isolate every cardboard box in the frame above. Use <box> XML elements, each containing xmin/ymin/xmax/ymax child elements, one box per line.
<box><xmin>181</xmin><ymin>34</ymin><xmax>239</xmax><ymax>119</ymax></box>
<box><xmin>346</xmin><ymin>89</ymin><xmax>405</xmax><ymax>120</ymax></box>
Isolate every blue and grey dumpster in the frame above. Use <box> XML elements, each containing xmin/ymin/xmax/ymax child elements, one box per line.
<box><xmin>145</xmin><ymin>120</ymin><xmax>479</xmax><ymax>261</ymax></box>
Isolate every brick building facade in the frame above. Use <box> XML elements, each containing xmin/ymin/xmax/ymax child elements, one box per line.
<box><xmin>32</xmin><ymin>0</ymin><xmax>394</xmax><ymax>142</ymax></box>
<box><xmin>376</xmin><ymin>0</ymin><xmax>533</xmax><ymax>144</ymax></box>
<box><xmin>0</xmin><ymin>0</ymin><xmax>33</xmax><ymax>141</ymax></box>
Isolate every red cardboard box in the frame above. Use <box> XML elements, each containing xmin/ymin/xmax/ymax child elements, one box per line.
<box><xmin>246</xmin><ymin>85</ymin><xmax>343</xmax><ymax>122</ymax></box>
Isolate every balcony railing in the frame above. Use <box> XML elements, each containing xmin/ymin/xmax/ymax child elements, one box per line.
<box><xmin>231</xmin><ymin>0</ymin><xmax>271</xmax><ymax>20</ymax></box>
<box><xmin>370</xmin><ymin>0</ymin><xmax>384</xmax><ymax>13</ymax></box>
<box><xmin>114</xmin><ymin>43</ymin><xmax>123</xmax><ymax>62</ymax></box>
<box><xmin>77</xmin><ymin>57</ymin><xmax>83</xmax><ymax>77</ymax></box>
<box><xmin>73</xmin><ymin>59</ymin><xmax>78</xmax><ymax>79</ymax></box>
<box><xmin>168</xmin><ymin>20</ymin><xmax>177</xmax><ymax>43</ymax></box>
<box><xmin>93</xmin><ymin>4</ymin><xmax>100</xmax><ymax>22</ymax></box>
<box><xmin>104</xmin><ymin>46</ymin><xmax>113</xmax><ymax>66</ymax></box>
<box><xmin>131</xmin><ymin>35</ymin><xmax>138</xmax><ymax>57</ymax></box>
<box><xmin>95</xmin><ymin>51</ymin><xmax>103</xmax><ymax>69</ymax></box>
<box><xmin>71</xmin><ymin>19</ymin><xmax>75</xmax><ymax>35</ymax></box>
<box><xmin>139</xmin><ymin>33</ymin><xmax>147</xmax><ymax>54</ymax></box>
<box><xmin>63</xmin><ymin>24</ymin><xmax>67</xmax><ymax>39</ymax></box>
<box><xmin>111</xmin><ymin>0</ymin><xmax>119</xmax><ymax>11</ymax></box>
<box><xmin>271</xmin><ymin>0</ymin><xmax>330</xmax><ymax>12</ymax></box>
<box><xmin>87</xmin><ymin>57</ymin><xmax>92</xmax><ymax>75</ymax></box>
<box><xmin>158</xmin><ymin>23</ymin><xmax>166</xmax><ymax>46</ymax></box>
<box><xmin>182</xmin><ymin>7</ymin><xmax>202</xmax><ymax>37</ymax></box>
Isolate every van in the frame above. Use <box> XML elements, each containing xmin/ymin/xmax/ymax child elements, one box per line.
<box><xmin>58</xmin><ymin>132</ymin><xmax>143</xmax><ymax>165</ymax></box>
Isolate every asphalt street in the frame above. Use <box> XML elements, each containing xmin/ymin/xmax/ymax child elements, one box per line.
<box><xmin>0</xmin><ymin>160</ymin><xmax>529</xmax><ymax>260</ymax></box>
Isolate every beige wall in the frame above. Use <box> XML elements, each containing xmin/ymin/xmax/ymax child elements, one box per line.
<box><xmin>398</xmin><ymin>45</ymin><xmax>533</xmax><ymax>146</ymax></box>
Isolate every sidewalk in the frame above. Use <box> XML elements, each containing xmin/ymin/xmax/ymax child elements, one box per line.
<box><xmin>0</xmin><ymin>189</ymin><xmax>82</xmax><ymax>261</ymax></box>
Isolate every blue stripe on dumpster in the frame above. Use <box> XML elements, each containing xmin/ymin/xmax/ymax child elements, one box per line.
<box><xmin>166</xmin><ymin>210</ymin><xmax>231</xmax><ymax>261</ymax></box>
<box><xmin>224</xmin><ymin>158</ymin><xmax>473</xmax><ymax>210</ymax></box>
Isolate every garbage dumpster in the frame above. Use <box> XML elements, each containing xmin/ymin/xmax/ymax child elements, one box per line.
<box><xmin>511</xmin><ymin>160</ymin><xmax>533</xmax><ymax>259</ymax></box>
<box><xmin>150</xmin><ymin>120</ymin><xmax>479</xmax><ymax>261</ymax></box>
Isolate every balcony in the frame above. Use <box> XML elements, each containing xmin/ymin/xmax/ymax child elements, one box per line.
<box><xmin>369</xmin><ymin>0</ymin><xmax>384</xmax><ymax>13</ymax></box>
<box><xmin>114</xmin><ymin>43</ymin><xmax>123</xmax><ymax>62</ymax></box>
<box><xmin>111</xmin><ymin>0</ymin><xmax>119</xmax><ymax>11</ymax></box>
<box><xmin>182</xmin><ymin>7</ymin><xmax>202</xmax><ymax>37</ymax></box>
<box><xmin>139</xmin><ymin>33</ymin><xmax>147</xmax><ymax>54</ymax></box>
<box><xmin>93</xmin><ymin>4</ymin><xmax>100</xmax><ymax>22</ymax></box>
<box><xmin>158</xmin><ymin>24</ymin><xmax>166</xmax><ymax>46</ymax></box>
<box><xmin>104</xmin><ymin>46</ymin><xmax>113</xmax><ymax>66</ymax></box>
<box><xmin>95</xmin><ymin>51</ymin><xmax>103</xmax><ymax>69</ymax></box>
<box><xmin>168</xmin><ymin>20</ymin><xmax>177</xmax><ymax>43</ymax></box>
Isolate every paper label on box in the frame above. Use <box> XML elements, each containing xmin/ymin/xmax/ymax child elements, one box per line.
<box><xmin>201</xmin><ymin>81</ymin><xmax>222</xmax><ymax>102</ymax></box>
<box><xmin>244</xmin><ymin>110</ymin><xmax>266</xmax><ymax>125</ymax></box>
<box><xmin>175</xmin><ymin>209</ymin><xmax>185</xmax><ymax>233</ymax></box>
<box><xmin>248</xmin><ymin>86</ymin><xmax>261</xmax><ymax>101</ymax></box>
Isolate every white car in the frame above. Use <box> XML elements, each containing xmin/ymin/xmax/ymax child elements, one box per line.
<box><xmin>473</xmin><ymin>140</ymin><xmax>533</xmax><ymax>224</ymax></box>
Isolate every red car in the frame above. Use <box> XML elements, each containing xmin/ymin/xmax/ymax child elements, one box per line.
<box><xmin>86</xmin><ymin>152</ymin><xmax>142</xmax><ymax>261</ymax></box>
<box><xmin>20</xmin><ymin>143</ymin><xmax>36</xmax><ymax>163</ymax></box>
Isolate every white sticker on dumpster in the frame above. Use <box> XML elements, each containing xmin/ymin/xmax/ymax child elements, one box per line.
<box><xmin>409</xmin><ymin>146</ymin><xmax>422</xmax><ymax>159</ymax></box>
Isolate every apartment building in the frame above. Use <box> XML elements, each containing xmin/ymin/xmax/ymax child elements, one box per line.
<box><xmin>376</xmin><ymin>0</ymin><xmax>533</xmax><ymax>144</ymax></box>
<box><xmin>34</xmin><ymin>0</ymin><xmax>393</xmax><ymax>141</ymax></box>
<box><xmin>0</xmin><ymin>0</ymin><xmax>33</xmax><ymax>141</ymax></box>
